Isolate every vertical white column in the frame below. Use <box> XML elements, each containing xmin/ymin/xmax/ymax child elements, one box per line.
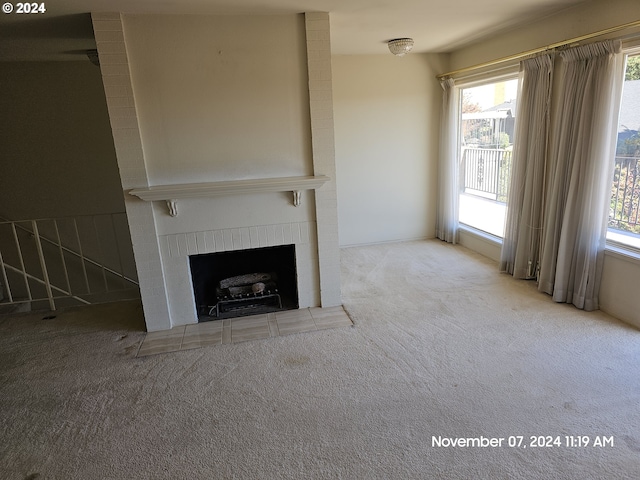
<box><xmin>305</xmin><ymin>13</ymin><xmax>342</xmax><ymax>307</ymax></box>
<box><xmin>92</xmin><ymin>13</ymin><xmax>172</xmax><ymax>331</ymax></box>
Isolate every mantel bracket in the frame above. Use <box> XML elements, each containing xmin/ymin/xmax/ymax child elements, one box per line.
<box><xmin>166</xmin><ymin>200</ymin><xmax>178</xmax><ymax>217</ymax></box>
<box><xmin>292</xmin><ymin>191</ymin><xmax>302</xmax><ymax>207</ymax></box>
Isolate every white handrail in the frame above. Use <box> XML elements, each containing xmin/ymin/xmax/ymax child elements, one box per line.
<box><xmin>0</xmin><ymin>213</ymin><xmax>139</xmax><ymax>311</ymax></box>
<box><xmin>2</xmin><ymin>262</ymin><xmax>90</xmax><ymax>306</ymax></box>
<box><xmin>1</xmin><ymin>215</ymin><xmax>139</xmax><ymax>286</ymax></box>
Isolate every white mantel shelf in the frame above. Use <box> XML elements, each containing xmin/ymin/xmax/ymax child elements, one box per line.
<box><xmin>129</xmin><ymin>175</ymin><xmax>330</xmax><ymax>216</ymax></box>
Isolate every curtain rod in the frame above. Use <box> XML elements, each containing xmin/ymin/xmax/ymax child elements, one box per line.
<box><xmin>436</xmin><ymin>18</ymin><xmax>640</xmax><ymax>80</ymax></box>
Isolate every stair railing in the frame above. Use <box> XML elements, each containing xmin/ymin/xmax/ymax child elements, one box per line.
<box><xmin>0</xmin><ymin>213</ymin><xmax>139</xmax><ymax>311</ymax></box>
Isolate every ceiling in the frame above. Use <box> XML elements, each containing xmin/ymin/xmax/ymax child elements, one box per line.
<box><xmin>0</xmin><ymin>0</ymin><xmax>589</xmax><ymax>61</ymax></box>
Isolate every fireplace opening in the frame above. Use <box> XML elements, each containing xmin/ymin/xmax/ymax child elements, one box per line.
<box><xmin>189</xmin><ymin>245</ymin><xmax>298</xmax><ymax>321</ymax></box>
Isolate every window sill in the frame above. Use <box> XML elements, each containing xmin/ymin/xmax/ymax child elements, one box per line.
<box><xmin>605</xmin><ymin>230</ymin><xmax>640</xmax><ymax>266</ymax></box>
<box><xmin>458</xmin><ymin>226</ymin><xmax>640</xmax><ymax>266</ymax></box>
<box><xmin>605</xmin><ymin>242</ymin><xmax>640</xmax><ymax>266</ymax></box>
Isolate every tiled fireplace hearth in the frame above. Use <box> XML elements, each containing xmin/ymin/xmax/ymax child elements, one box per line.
<box><xmin>137</xmin><ymin>306</ymin><xmax>353</xmax><ymax>356</ymax></box>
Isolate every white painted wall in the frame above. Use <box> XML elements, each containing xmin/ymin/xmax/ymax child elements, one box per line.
<box><xmin>332</xmin><ymin>53</ymin><xmax>446</xmax><ymax>246</ymax></box>
<box><xmin>449</xmin><ymin>0</ymin><xmax>640</xmax><ymax>73</ymax></box>
<box><xmin>458</xmin><ymin>229</ymin><xmax>502</xmax><ymax>262</ymax></box>
<box><xmin>0</xmin><ymin>61</ymin><xmax>125</xmax><ymax>220</ymax></box>
<box><xmin>449</xmin><ymin>0</ymin><xmax>640</xmax><ymax>327</ymax></box>
<box><xmin>123</xmin><ymin>14</ymin><xmax>314</xmax><ymax>236</ymax></box>
<box><xmin>124</xmin><ymin>14</ymin><xmax>311</xmax><ymax>186</ymax></box>
<box><xmin>601</xmin><ymin>253</ymin><xmax>640</xmax><ymax>328</ymax></box>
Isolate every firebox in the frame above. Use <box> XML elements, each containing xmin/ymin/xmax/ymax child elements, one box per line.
<box><xmin>189</xmin><ymin>245</ymin><xmax>298</xmax><ymax>321</ymax></box>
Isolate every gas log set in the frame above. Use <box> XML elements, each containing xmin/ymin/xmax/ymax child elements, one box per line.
<box><xmin>209</xmin><ymin>272</ymin><xmax>282</xmax><ymax>317</ymax></box>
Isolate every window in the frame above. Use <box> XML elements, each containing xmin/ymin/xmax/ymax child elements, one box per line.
<box><xmin>608</xmin><ymin>53</ymin><xmax>640</xmax><ymax>251</ymax></box>
<box><xmin>458</xmin><ymin>78</ymin><xmax>519</xmax><ymax>237</ymax></box>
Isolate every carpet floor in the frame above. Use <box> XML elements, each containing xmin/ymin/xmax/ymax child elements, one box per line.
<box><xmin>1</xmin><ymin>239</ymin><xmax>639</xmax><ymax>479</ymax></box>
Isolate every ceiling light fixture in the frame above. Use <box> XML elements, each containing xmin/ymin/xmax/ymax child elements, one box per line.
<box><xmin>387</xmin><ymin>38</ymin><xmax>414</xmax><ymax>56</ymax></box>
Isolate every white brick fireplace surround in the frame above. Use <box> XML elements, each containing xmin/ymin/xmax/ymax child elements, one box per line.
<box><xmin>93</xmin><ymin>12</ymin><xmax>342</xmax><ymax>332</ymax></box>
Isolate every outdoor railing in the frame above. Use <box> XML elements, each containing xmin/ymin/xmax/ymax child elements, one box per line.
<box><xmin>462</xmin><ymin>147</ymin><xmax>512</xmax><ymax>202</ymax></box>
<box><xmin>0</xmin><ymin>213</ymin><xmax>140</xmax><ymax>312</ymax></box>
<box><xmin>610</xmin><ymin>155</ymin><xmax>640</xmax><ymax>235</ymax></box>
<box><xmin>461</xmin><ymin>150</ymin><xmax>640</xmax><ymax>235</ymax></box>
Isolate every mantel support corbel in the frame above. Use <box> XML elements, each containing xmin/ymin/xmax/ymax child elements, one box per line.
<box><xmin>167</xmin><ymin>200</ymin><xmax>178</xmax><ymax>217</ymax></box>
<box><xmin>292</xmin><ymin>190</ymin><xmax>302</xmax><ymax>207</ymax></box>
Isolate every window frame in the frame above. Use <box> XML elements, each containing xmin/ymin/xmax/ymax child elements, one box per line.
<box><xmin>605</xmin><ymin>46</ymin><xmax>640</xmax><ymax>260</ymax></box>
<box><xmin>455</xmin><ymin>72</ymin><xmax>520</xmax><ymax>239</ymax></box>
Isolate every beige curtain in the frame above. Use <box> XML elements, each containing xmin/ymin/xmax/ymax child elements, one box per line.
<box><xmin>538</xmin><ymin>40</ymin><xmax>624</xmax><ymax>310</ymax></box>
<box><xmin>500</xmin><ymin>54</ymin><xmax>554</xmax><ymax>278</ymax></box>
<box><xmin>436</xmin><ymin>78</ymin><xmax>460</xmax><ymax>244</ymax></box>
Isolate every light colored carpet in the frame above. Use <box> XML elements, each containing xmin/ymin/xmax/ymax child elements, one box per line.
<box><xmin>1</xmin><ymin>240</ymin><xmax>639</xmax><ymax>479</ymax></box>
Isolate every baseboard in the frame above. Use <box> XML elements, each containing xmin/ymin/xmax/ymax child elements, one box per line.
<box><xmin>339</xmin><ymin>235</ymin><xmax>434</xmax><ymax>249</ymax></box>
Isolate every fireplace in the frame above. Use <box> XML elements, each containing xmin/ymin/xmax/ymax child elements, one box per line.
<box><xmin>96</xmin><ymin>12</ymin><xmax>341</xmax><ymax>332</ymax></box>
<box><xmin>189</xmin><ymin>245</ymin><xmax>298</xmax><ymax>321</ymax></box>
